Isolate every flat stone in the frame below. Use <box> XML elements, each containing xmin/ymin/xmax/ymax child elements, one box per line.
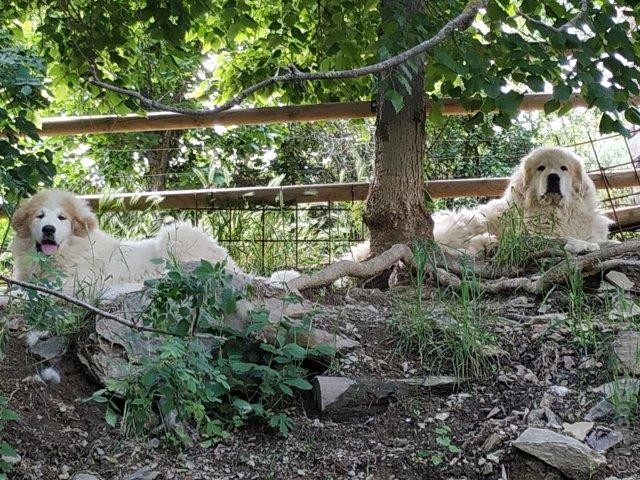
<box><xmin>123</xmin><ymin>466</ymin><xmax>161</xmax><ymax>480</ymax></box>
<box><xmin>512</xmin><ymin>428</ymin><xmax>606</xmax><ymax>480</ymax></box>
<box><xmin>584</xmin><ymin>399</ymin><xmax>615</xmax><ymax>422</ymax></box>
<box><xmin>586</xmin><ymin>427</ymin><xmax>623</xmax><ymax>452</ymax></box>
<box><xmin>605</xmin><ymin>271</ymin><xmax>635</xmax><ymax>291</ymax></box>
<box><xmin>481</xmin><ymin>433</ymin><xmax>503</xmax><ymax>452</ymax></box>
<box><xmin>28</xmin><ymin>335</ymin><xmax>68</xmax><ymax>361</ymax></box>
<box><xmin>562</xmin><ymin>422</ymin><xmax>594</xmax><ymax>441</ymax></box>
<box><xmin>71</xmin><ymin>474</ymin><xmax>101</xmax><ymax>480</ymax></box>
<box><xmin>611</xmin><ymin>331</ymin><xmax>640</xmax><ymax>375</ymax></box>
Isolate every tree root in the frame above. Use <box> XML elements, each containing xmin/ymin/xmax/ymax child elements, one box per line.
<box><xmin>287</xmin><ymin>239</ymin><xmax>640</xmax><ymax>296</ymax></box>
<box><xmin>287</xmin><ymin>244</ymin><xmax>414</xmax><ymax>291</ymax></box>
<box><xmin>442</xmin><ymin>240</ymin><xmax>640</xmax><ymax>295</ymax></box>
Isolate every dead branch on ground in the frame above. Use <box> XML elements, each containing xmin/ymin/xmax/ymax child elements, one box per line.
<box><xmin>0</xmin><ymin>274</ymin><xmax>181</xmax><ymax>337</ymax></box>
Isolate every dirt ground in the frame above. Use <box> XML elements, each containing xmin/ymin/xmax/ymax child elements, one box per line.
<box><xmin>1</xmin><ymin>282</ymin><xmax>640</xmax><ymax>480</ymax></box>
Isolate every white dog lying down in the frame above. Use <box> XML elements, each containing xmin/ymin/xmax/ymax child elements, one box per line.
<box><xmin>11</xmin><ymin>190</ymin><xmax>297</xmax><ymax>293</ymax></box>
<box><xmin>347</xmin><ymin>147</ymin><xmax>613</xmax><ymax>261</ymax></box>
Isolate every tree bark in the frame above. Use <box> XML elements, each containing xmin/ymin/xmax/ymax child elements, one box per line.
<box><xmin>147</xmin><ymin>130</ymin><xmax>180</xmax><ymax>191</ymax></box>
<box><xmin>363</xmin><ymin>0</ymin><xmax>432</xmax><ymax>257</ymax></box>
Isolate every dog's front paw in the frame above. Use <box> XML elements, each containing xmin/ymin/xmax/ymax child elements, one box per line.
<box><xmin>467</xmin><ymin>233</ymin><xmax>498</xmax><ymax>257</ymax></box>
<box><xmin>564</xmin><ymin>238</ymin><xmax>600</xmax><ymax>255</ymax></box>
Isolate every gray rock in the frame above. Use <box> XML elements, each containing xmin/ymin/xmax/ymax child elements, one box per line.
<box><xmin>562</xmin><ymin>422</ymin><xmax>594</xmax><ymax>441</ymax></box>
<box><xmin>586</xmin><ymin>427</ymin><xmax>623</xmax><ymax>452</ymax></box>
<box><xmin>611</xmin><ymin>331</ymin><xmax>640</xmax><ymax>375</ymax></box>
<box><xmin>512</xmin><ymin>428</ymin><xmax>606</xmax><ymax>480</ymax></box>
<box><xmin>71</xmin><ymin>474</ymin><xmax>101</xmax><ymax>480</ymax></box>
<box><xmin>584</xmin><ymin>399</ymin><xmax>615</xmax><ymax>422</ymax></box>
<box><xmin>28</xmin><ymin>335</ymin><xmax>68</xmax><ymax>361</ymax></box>
<box><xmin>123</xmin><ymin>466</ymin><xmax>161</xmax><ymax>480</ymax></box>
<box><xmin>605</xmin><ymin>271</ymin><xmax>635</xmax><ymax>291</ymax></box>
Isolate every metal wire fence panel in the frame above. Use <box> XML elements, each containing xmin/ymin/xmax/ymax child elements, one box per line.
<box><xmin>3</xmin><ymin>129</ymin><xmax>640</xmax><ymax>277</ymax></box>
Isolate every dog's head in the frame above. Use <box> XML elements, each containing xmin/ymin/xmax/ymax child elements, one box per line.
<box><xmin>11</xmin><ymin>190</ymin><xmax>98</xmax><ymax>255</ymax></box>
<box><xmin>510</xmin><ymin>147</ymin><xmax>591</xmax><ymax>207</ymax></box>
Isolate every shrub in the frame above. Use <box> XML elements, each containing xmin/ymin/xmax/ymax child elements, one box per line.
<box><xmin>91</xmin><ymin>259</ymin><xmax>334</xmax><ymax>446</ymax></box>
<box><xmin>0</xmin><ymin>396</ymin><xmax>20</xmax><ymax>480</ymax></box>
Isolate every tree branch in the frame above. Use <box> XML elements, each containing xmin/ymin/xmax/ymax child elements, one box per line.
<box><xmin>0</xmin><ymin>274</ymin><xmax>181</xmax><ymax>337</ymax></box>
<box><xmin>89</xmin><ymin>0</ymin><xmax>487</xmax><ymax>116</ymax></box>
<box><xmin>520</xmin><ymin>0</ymin><xmax>590</xmax><ymax>34</ymax></box>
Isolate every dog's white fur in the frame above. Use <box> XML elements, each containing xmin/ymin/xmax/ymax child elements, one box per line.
<box><xmin>11</xmin><ymin>190</ymin><xmax>294</xmax><ymax>293</ymax></box>
<box><xmin>347</xmin><ymin>147</ymin><xmax>613</xmax><ymax>261</ymax></box>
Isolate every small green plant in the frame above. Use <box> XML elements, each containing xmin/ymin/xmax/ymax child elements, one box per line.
<box><xmin>563</xmin><ymin>258</ymin><xmax>598</xmax><ymax>355</ymax></box>
<box><xmin>417</xmin><ymin>425</ymin><xmax>461</xmax><ymax>466</ymax></box>
<box><xmin>393</xmin><ymin>248</ymin><xmax>496</xmax><ymax>379</ymax></box>
<box><xmin>92</xmin><ymin>259</ymin><xmax>334</xmax><ymax>446</ymax></box>
<box><xmin>603</xmin><ymin>371</ymin><xmax>640</xmax><ymax>423</ymax></box>
<box><xmin>18</xmin><ymin>253</ymin><xmax>95</xmax><ymax>335</ymax></box>
<box><xmin>491</xmin><ymin>204</ymin><xmax>555</xmax><ymax>270</ymax></box>
<box><xmin>410</xmin><ymin>240</ymin><xmax>432</xmax><ymax>306</ymax></box>
<box><xmin>0</xmin><ymin>396</ymin><xmax>20</xmax><ymax>480</ymax></box>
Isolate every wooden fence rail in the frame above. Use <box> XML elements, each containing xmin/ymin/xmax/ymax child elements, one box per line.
<box><xmin>80</xmin><ymin>169</ymin><xmax>640</xmax><ymax>211</ymax></box>
<box><xmin>39</xmin><ymin>93</ymin><xmax>637</xmax><ymax>137</ymax></box>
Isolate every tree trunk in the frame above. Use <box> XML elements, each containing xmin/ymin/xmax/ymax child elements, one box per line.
<box><xmin>363</xmin><ymin>0</ymin><xmax>432</xmax><ymax>256</ymax></box>
<box><xmin>147</xmin><ymin>130</ymin><xmax>180</xmax><ymax>191</ymax></box>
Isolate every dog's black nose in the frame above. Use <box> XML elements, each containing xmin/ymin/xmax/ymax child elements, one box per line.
<box><xmin>547</xmin><ymin>173</ymin><xmax>561</xmax><ymax>193</ymax></box>
<box><xmin>42</xmin><ymin>225</ymin><xmax>56</xmax><ymax>236</ymax></box>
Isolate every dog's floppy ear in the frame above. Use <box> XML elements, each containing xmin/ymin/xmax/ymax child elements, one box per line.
<box><xmin>65</xmin><ymin>197</ymin><xmax>98</xmax><ymax>237</ymax></box>
<box><xmin>572</xmin><ymin>163</ymin><xmax>595</xmax><ymax>201</ymax></box>
<box><xmin>505</xmin><ymin>161</ymin><xmax>527</xmax><ymax>206</ymax></box>
<box><xmin>10</xmin><ymin>199</ymin><xmax>36</xmax><ymax>238</ymax></box>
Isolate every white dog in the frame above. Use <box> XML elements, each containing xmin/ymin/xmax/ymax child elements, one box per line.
<box><xmin>11</xmin><ymin>190</ymin><xmax>295</xmax><ymax>293</ymax></box>
<box><xmin>346</xmin><ymin>147</ymin><xmax>613</xmax><ymax>261</ymax></box>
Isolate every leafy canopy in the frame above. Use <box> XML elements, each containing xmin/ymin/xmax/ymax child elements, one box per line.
<box><xmin>1</xmin><ymin>1</ymin><xmax>639</xmax><ymax>132</ymax></box>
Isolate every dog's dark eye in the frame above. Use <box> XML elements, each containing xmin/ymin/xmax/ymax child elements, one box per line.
<box><xmin>560</xmin><ymin>166</ymin><xmax>567</xmax><ymax>171</ymax></box>
<box><xmin>58</xmin><ymin>215</ymin><xmax>66</xmax><ymax>221</ymax></box>
<box><xmin>537</xmin><ymin>165</ymin><xmax>545</xmax><ymax>172</ymax></box>
<box><xmin>36</xmin><ymin>213</ymin><xmax>44</xmax><ymax>219</ymax></box>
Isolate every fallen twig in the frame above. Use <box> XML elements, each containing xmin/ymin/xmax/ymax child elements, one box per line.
<box><xmin>0</xmin><ymin>274</ymin><xmax>180</xmax><ymax>337</ymax></box>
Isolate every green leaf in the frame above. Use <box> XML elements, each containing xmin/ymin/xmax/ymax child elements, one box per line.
<box><xmin>625</xmin><ymin>107</ymin><xmax>640</xmax><ymax>125</ymax></box>
<box><xmin>105</xmin><ymin>407</ymin><xmax>118</xmax><ymax>427</ymax></box>
<box><xmin>385</xmin><ymin>90</ymin><xmax>404</xmax><ymax>113</ymax></box>
<box><xmin>0</xmin><ymin>410</ymin><xmax>19</xmax><ymax>422</ymax></box>
<box><xmin>285</xmin><ymin>377</ymin><xmax>313</xmax><ymax>390</ymax></box>
<box><xmin>281</xmin><ymin>343</ymin><xmax>307</xmax><ymax>360</ymax></box>
<box><xmin>495</xmin><ymin>91</ymin><xmax>524</xmax><ymax>114</ymax></box>
<box><xmin>552</xmin><ymin>84</ymin><xmax>572</xmax><ymax>102</ymax></box>
<box><xmin>232</xmin><ymin>398</ymin><xmax>252</xmax><ymax>414</ymax></box>
<box><xmin>543</xmin><ymin>98</ymin><xmax>560</xmax><ymax>115</ymax></box>
<box><xmin>525</xmin><ymin>75</ymin><xmax>545</xmax><ymax>92</ymax></box>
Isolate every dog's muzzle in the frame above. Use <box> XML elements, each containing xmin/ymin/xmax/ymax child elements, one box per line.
<box><xmin>546</xmin><ymin>173</ymin><xmax>562</xmax><ymax>195</ymax></box>
<box><xmin>37</xmin><ymin>225</ymin><xmax>59</xmax><ymax>255</ymax></box>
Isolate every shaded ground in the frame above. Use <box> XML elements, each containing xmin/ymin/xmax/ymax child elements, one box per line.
<box><xmin>1</xmin><ymin>281</ymin><xmax>640</xmax><ymax>479</ymax></box>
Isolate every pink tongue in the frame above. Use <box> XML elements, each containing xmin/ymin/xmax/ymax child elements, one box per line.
<box><xmin>41</xmin><ymin>243</ymin><xmax>59</xmax><ymax>255</ymax></box>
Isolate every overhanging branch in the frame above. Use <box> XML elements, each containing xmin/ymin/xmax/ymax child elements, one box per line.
<box><xmin>89</xmin><ymin>0</ymin><xmax>487</xmax><ymax>116</ymax></box>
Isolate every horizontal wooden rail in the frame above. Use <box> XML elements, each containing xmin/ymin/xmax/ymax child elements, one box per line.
<box><xmin>40</xmin><ymin>94</ymin><xmax>639</xmax><ymax>137</ymax></box>
<box><xmin>606</xmin><ymin>205</ymin><xmax>640</xmax><ymax>231</ymax></box>
<box><xmin>77</xmin><ymin>169</ymin><xmax>640</xmax><ymax>213</ymax></box>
